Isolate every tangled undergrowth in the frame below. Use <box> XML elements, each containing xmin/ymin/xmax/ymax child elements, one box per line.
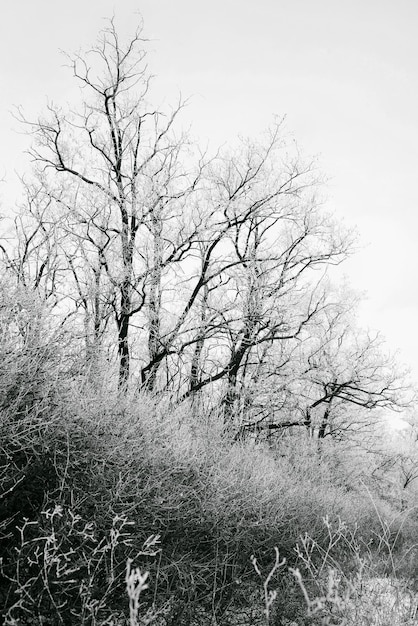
<box><xmin>1</xmin><ymin>372</ymin><xmax>418</xmax><ymax>625</ymax></box>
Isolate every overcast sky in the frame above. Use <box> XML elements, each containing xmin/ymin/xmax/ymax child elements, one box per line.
<box><xmin>1</xmin><ymin>0</ymin><xmax>418</xmax><ymax>377</ymax></box>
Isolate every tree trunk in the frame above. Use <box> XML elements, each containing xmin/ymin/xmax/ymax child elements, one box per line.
<box><xmin>222</xmin><ymin>338</ymin><xmax>250</xmax><ymax>423</ymax></box>
<box><xmin>144</xmin><ymin>209</ymin><xmax>163</xmax><ymax>391</ymax></box>
<box><xmin>318</xmin><ymin>405</ymin><xmax>331</xmax><ymax>439</ymax></box>
<box><xmin>117</xmin><ymin>304</ymin><xmax>130</xmax><ymax>388</ymax></box>
<box><xmin>189</xmin><ymin>282</ymin><xmax>209</xmax><ymax>398</ymax></box>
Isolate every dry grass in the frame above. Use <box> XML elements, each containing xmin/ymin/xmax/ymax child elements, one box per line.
<box><xmin>1</xmin><ymin>377</ymin><xmax>418</xmax><ymax>624</ymax></box>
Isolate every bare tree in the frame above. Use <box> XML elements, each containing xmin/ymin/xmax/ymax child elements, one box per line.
<box><xmin>236</xmin><ymin>290</ymin><xmax>409</xmax><ymax>439</ymax></box>
<box><xmin>173</xmin><ymin>133</ymin><xmax>353</xmax><ymax>424</ymax></box>
<box><xmin>20</xmin><ymin>19</ymin><xmax>203</xmax><ymax>388</ymax></box>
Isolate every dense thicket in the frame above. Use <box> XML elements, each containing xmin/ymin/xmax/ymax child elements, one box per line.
<box><xmin>0</xmin><ymin>334</ymin><xmax>415</xmax><ymax>624</ymax></box>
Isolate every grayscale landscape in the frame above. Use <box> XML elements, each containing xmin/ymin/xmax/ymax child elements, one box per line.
<box><xmin>1</xmin><ymin>2</ymin><xmax>418</xmax><ymax>624</ymax></box>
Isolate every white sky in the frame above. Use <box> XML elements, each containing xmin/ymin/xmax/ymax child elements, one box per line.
<box><xmin>1</xmin><ymin>0</ymin><xmax>418</xmax><ymax>378</ymax></box>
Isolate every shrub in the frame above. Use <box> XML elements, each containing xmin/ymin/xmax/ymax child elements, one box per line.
<box><xmin>0</xmin><ymin>369</ymin><xmax>412</xmax><ymax>624</ymax></box>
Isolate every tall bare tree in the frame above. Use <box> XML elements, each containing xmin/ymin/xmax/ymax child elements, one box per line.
<box><xmin>174</xmin><ymin>132</ymin><xmax>353</xmax><ymax>423</ymax></box>
<box><xmin>21</xmin><ymin>20</ymin><xmax>203</xmax><ymax>388</ymax></box>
